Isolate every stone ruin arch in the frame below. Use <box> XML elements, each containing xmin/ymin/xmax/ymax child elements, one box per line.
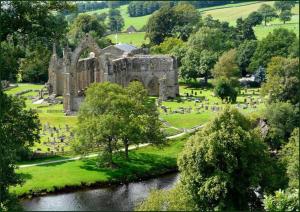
<box><xmin>48</xmin><ymin>34</ymin><xmax>180</xmax><ymax>113</ymax></box>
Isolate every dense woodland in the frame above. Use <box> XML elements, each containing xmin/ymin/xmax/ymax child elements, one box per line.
<box><xmin>0</xmin><ymin>1</ymin><xmax>299</xmax><ymax>211</ymax></box>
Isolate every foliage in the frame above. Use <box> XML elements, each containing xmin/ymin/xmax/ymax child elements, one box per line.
<box><xmin>279</xmin><ymin>10</ymin><xmax>292</xmax><ymax>24</ymax></box>
<box><xmin>128</xmin><ymin>1</ymin><xmax>161</xmax><ymax>17</ymax></box>
<box><xmin>262</xmin><ymin>56</ymin><xmax>299</xmax><ymax>105</ymax></box>
<box><xmin>18</xmin><ymin>43</ymin><xmax>51</xmax><ymax>83</ymax></box>
<box><xmin>245</xmin><ymin>11</ymin><xmax>263</xmax><ymax>27</ymax></box>
<box><xmin>74</xmin><ymin>82</ymin><xmax>164</xmax><ymax>165</ymax></box>
<box><xmin>108</xmin><ymin>8</ymin><xmax>124</xmax><ymax>32</ymax></box>
<box><xmin>257</xmin><ymin>4</ymin><xmax>278</xmax><ymax>25</ymax></box>
<box><xmin>263</xmin><ymin>102</ymin><xmax>299</xmax><ymax>150</ymax></box>
<box><xmin>181</xmin><ymin>49</ymin><xmax>217</xmax><ymax>84</ymax></box>
<box><xmin>180</xmin><ymin>26</ymin><xmax>233</xmax><ymax>84</ymax></box>
<box><xmin>177</xmin><ymin>107</ymin><xmax>273</xmax><ymax>210</ymax></box>
<box><xmin>213</xmin><ymin>49</ymin><xmax>240</xmax><ymax>79</ymax></box>
<box><xmin>236</xmin><ymin>40</ymin><xmax>258</xmax><ymax>76</ymax></box>
<box><xmin>263</xmin><ymin>189</ymin><xmax>299</xmax><ymax>212</ymax></box>
<box><xmin>136</xmin><ymin>183</ymin><xmax>196</xmax><ymax>211</ymax></box>
<box><xmin>0</xmin><ymin>40</ymin><xmax>25</xmax><ymax>81</ymax></box>
<box><xmin>0</xmin><ymin>89</ymin><xmax>40</xmax><ymax>210</ymax></box>
<box><xmin>214</xmin><ymin>78</ymin><xmax>238</xmax><ymax>103</ymax></box>
<box><xmin>288</xmin><ymin>38</ymin><xmax>299</xmax><ymax>58</ymax></box>
<box><xmin>249</xmin><ymin>28</ymin><xmax>297</xmax><ymax>71</ymax></box>
<box><xmin>235</xmin><ymin>17</ymin><xmax>256</xmax><ymax>43</ymax></box>
<box><xmin>280</xmin><ymin>128</ymin><xmax>299</xmax><ymax>189</ymax></box>
<box><xmin>150</xmin><ymin>37</ymin><xmax>185</xmax><ymax>54</ymax></box>
<box><xmin>274</xmin><ymin>1</ymin><xmax>296</xmax><ymax>12</ymax></box>
<box><xmin>145</xmin><ymin>3</ymin><xmax>199</xmax><ymax>44</ymax></box>
<box><xmin>253</xmin><ymin>66</ymin><xmax>266</xmax><ymax>85</ymax></box>
<box><xmin>68</xmin><ymin>13</ymin><xmax>106</xmax><ymax>44</ymax></box>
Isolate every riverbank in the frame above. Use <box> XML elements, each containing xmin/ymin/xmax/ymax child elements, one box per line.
<box><xmin>11</xmin><ymin>134</ymin><xmax>190</xmax><ymax>198</ymax></box>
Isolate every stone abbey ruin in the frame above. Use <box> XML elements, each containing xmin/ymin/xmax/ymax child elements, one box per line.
<box><xmin>48</xmin><ymin>34</ymin><xmax>179</xmax><ymax>112</ymax></box>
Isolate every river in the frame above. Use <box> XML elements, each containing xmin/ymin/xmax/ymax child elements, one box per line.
<box><xmin>21</xmin><ymin>173</ymin><xmax>180</xmax><ymax>211</ymax></box>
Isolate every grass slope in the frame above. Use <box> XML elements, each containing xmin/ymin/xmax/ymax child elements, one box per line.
<box><xmin>11</xmin><ymin>135</ymin><xmax>188</xmax><ymax>197</ymax></box>
<box><xmin>106</xmin><ymin>32</ymin><xmax>149</xmax><ymax>47</ymax></box>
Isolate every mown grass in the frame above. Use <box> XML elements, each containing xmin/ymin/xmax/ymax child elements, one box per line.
<box><xmin>106</xmin><ymin>32</ymin><xmax>149</xmax><ymax>47</ymax></box>
<box><xmin>11</xmin><ymin>135</ymin><xmax>188</xmax><ymax>197</ymax></box>
<box><xmin>159</xmin><ymin>85</ymin><xmax>265</xmax><ymax>128</ymax></box>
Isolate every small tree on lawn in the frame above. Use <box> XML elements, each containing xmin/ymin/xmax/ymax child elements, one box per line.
<box><xmin>258</xmin><ymin>4</ymin><xmax>277</xmax><ymax>26</ymax></box>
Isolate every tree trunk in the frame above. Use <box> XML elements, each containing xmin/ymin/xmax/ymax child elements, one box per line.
<box><xmin>107</xmin><ymin>138</ymin><xmax>113</xmax><ymax>167</ymax></box>
<box><xmin>124</xmin><ymin>139</ymin><xmax>129</xmax><ymax>160</ymax></box>
<box><xmin>204</xmin><ymin>73</ymin><xmax>208</xmax><ymax>85</ymax></box>
<box><xmin>264</xmin><ymin>18</ymin><xmax>267</xmax><ymax>26</ymax></box>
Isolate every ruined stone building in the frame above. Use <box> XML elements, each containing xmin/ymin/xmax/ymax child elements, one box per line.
<box><xmin>48</xmin><ymin>34</ymin><xmax>179</xmax><ymax>112</ymax></box>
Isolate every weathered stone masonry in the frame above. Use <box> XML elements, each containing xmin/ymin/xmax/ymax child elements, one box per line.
<box><xmin>48</xmin><ymin>34</ymin><xmax>179</xmax><ymax>112</ymax></box>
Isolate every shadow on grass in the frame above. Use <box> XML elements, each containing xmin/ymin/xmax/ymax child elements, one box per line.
<box><xmin>36</xmin><ymin>160</ymin><xmax>70</xmax><ymax>167</ymax></box>
<box><xmin>79</xmin><ymin>152</ymin><xmax>176</xmax><ymax>182</ymax></box>
<box><xmin>18</xmin><ymin>173</ymin><xmax>32</xmax><ymax>180</ymax></box>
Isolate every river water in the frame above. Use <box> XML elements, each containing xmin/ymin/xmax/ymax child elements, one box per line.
<box><xmin>21</xmin><ymin>173</ymin><xmax>180</xmax><ymax>211</ymax></box>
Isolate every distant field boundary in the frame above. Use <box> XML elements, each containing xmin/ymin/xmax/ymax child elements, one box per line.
<box><xmin>199</xmin><ymin>1</ymin><xmax>261</xmax><ymax>13</ymax></box>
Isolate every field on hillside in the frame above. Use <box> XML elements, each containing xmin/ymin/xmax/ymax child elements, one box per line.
<box><xmin>106</xmin><ymin>32</ymin><xmax>149</xmax><ymax>46</ymax></box>
<box><xmin>85</xmin><ymin>5</ymin><xmax>150</xmax><ymax>31</ymax></box>
<box><xmin>200</xmin><ymin>1</ymin><xmax>299</xmax><ymax>39</ymax></box>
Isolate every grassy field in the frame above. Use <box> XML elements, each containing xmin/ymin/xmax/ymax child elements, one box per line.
<box><xmin>200</xmin><ymin>1</ymin><xmax>299</xmax><ymax>39</ymax></box>
<box><xmin>106</xmin><ymin>32</ymin><xmax>149</xmax><ymax>47</ymax></box>
<box><xmin>85</xmin><ymin>5</ymin><xmax>150</xmax><ymax>31</ymax></box>
<box><xmin>11</xmin><ymin>135</ymin><xmax>188</xmax><ymax>197</ymax></box>
<box><xmin>5</xmin><ymin>83</ymin><xmax>265</xmax><ymax>151</ymax></box>
<box><xmin>159</xmin><ymin>85</ymin><xmax>265</xmax><ymax>129</ymax></box>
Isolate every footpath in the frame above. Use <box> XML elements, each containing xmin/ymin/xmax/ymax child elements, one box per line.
<box><xmin>19</xmin><ymin>125</ymin><xmax>203</xmax><ymax>169</ymax></box>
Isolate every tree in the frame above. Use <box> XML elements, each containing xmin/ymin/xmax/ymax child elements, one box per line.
<box><xmin>214</xmin><ymin>78</ymin><xmax>238</xmax><ymax>103</ymax></box>
<box><xmin>261</xmin><ymin>56</ymin><xmax>299</xmax><ymax>104</ymax></box>
<box><xmin>150</xmin><ymin>37</ymin><xmax>185</xmax><ymax>54</ymax></box>
<box><xmin>279</xmin><ymin>10</ymin><xmax>292</xmax><ymax>24</ymax></box>
<box><xmin>0</xmin><ymin>89</ymin><xmax>40</xmax><ymax>210</ymax></box>
<box><xmin>137</xmin><ymin>183</ymin><xmax>196</xmax><ymax>211</ymax></box>
<box><xmin>236</xmin><ymin>40</ymin><xmax>258</xmax><ymax>76</ymax></box>
<box><xmin>274</xmin><ymin>1</ymin><xmax>296</xmax><ymax>12</ymax></box>
<box><xmin>178</xmin><ymin>107</ymin><xmax>274</xmax><ymax>210</ymax></box>
<box><xmin>68</xmin><ymin>13</ymin><xmax>106</xmax><ymax>44</ymax></box>
<box><xmin>145</xmin><ymin>3</ymin><xmax>199</xmax><ymax>44</ymax></box>
<box><xmin>181</xmin><ymin>49</ymin><xmax>217</xmax><ymax>84</ymax></box>
<box><xmin>263</xmin><ymin>102</ymin><xmax>299</xmax><ymax>150</ymax></box>
<box><xmin>288</xmin><ymin>38</ymin><xmax>299</xmax><ymax>58</ymax></box>
<box><xmin>108</xmin><ymin>8</ymin><xmax>124</xmax><ymax>32</ymax></box>
<box><xmin>263</xmin><ymin>189</ymin><xmax>299</xmax><ymax>211</ymax></box>
<box><xmin>245</xmin><ymin>11</ymin><xmax>263</xmax><ymax>27</ymax></box>
<box><xmin>74</xmin><ymin>82</ymin><xmax>125</xmax><ymax>167</ymax></box>
<box><xmin>121</xmin><ymin>82</ymin><xmax>165</xmax><ymax>160</ymax></box>
<box><xmin>257</xmin><ymin>4</ymin><xmax>277</xmax><ymax>26</ymax></box>
<box><xmin>74</xmin><ymin>82</ymin><xmax>164</xmax><ymax>163</ymax></box>
<box><xmin>249</xmin><ymin>28</ymin><xmax>297</xmax><ymax>71</ymax></box>
<box><xmin>280</xmin><ymin>128</ymin><xmax>299</xmax><ymax>189</ymax></box>
<box><xmin>212</xmin><ymin>49</ymin><xmax>240</xmax><ymax>79</ymax></box>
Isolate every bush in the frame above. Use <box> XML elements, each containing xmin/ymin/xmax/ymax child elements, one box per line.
<box><xmin>214</xmin><ymin>78</ymin><xmax>238</xmax><ymax>103</ymax></box>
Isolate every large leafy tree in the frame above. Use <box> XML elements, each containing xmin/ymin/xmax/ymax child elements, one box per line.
<box><xmin>180</xmin><ymin>26</ymin><xmax>233</xmax><ymax>84</ymax></box>
<box><xmin>257</xmin><ymin>4</ymin><xmax>278</xmax><ymax>26</ymax></box>
<box><xmin>74</xmin><ymin>82</ymin><xmax>164</xmax><ymax>164</ymax></box>
<box><xmin>0</xmin><ymin>89</ymin><xmax>40</xmax><ymax>210</ymax></box>
<box><xmin>145</xmin><ymin>3</ymin><xmax>199</xmax><ymax>45</ymax></box>
<box><xmin>274</xmin><ymin>1</ymin><xmax>296</xmax><ymax>12</ymax></box>
<box><xmin>68</xmin><ymin>13</ymin><xmax>106</xmax><ymax>44</ymax></box>
<box><xmin>263</xmin><ymin>102</ymin><xmax>299</xmax><ymax>150</ymax></box>
<box><xmin>108</xmin><ymin>8</ymin><xmax>124</xmax><ymax>32</ymax></box>
<box><xmin>278</xmin><ymin>10</ymin><xmax>292</xmax><ymax>24</ymax></box>
<box><xmin>236</xmin><ymin>40</ymin><xmax>258</xmax><ymax>76</ymax></box>
<box><xmin>249</xmin><ymin>28</ymin><xmax>297</xmax><ymax>71</ymax></box>
<box><xmin>178</xmin><ymin>107</ymin><xmax>274</xmax><ymax>210</ymax></box>
<box><xmin>0</xmin><ymin>1</ymin><xmax>73</xmax><ymax>81</ymax></box>
<box><xmin>262</xmin><ymin>56</ymin><xmax>299</xmax><ymax>105</ymax></box>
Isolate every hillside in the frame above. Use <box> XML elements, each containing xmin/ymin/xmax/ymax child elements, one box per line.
<box><xmin>81</xmin><ymin>2</ymin><xmax>299</xmax><ymax>46</ymax></box>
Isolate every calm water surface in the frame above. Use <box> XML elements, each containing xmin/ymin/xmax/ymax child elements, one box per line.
<box><xmin>21</xmin><ymin>173</ymin><xmax>179</xmax><ymax>211</ymax></box>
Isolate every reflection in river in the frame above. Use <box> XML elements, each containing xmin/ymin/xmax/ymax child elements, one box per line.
<box><xmin>22</xmin><ymin>173</ymin><xmax>179</xmax><ymax>211</ymax></box>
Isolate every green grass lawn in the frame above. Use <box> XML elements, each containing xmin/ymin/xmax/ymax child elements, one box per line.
<box><xmin>106</xmin><ymin>32</ymin><xmax>149</xmax><ymax>47</ymax></box>
<box><xmin>200</xmin><ymin>1</ymin><xmax>299</xmax><ymax>39</ymax></box>
<box><xmin>159</xmin><ymin>85</ymin><xmax>265</xmax><ymax>129</ymax></box>
<box><xmin>11</xmin><ymin>135</ymin><xmax>188</xmax><ymax>197</ymax></box>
